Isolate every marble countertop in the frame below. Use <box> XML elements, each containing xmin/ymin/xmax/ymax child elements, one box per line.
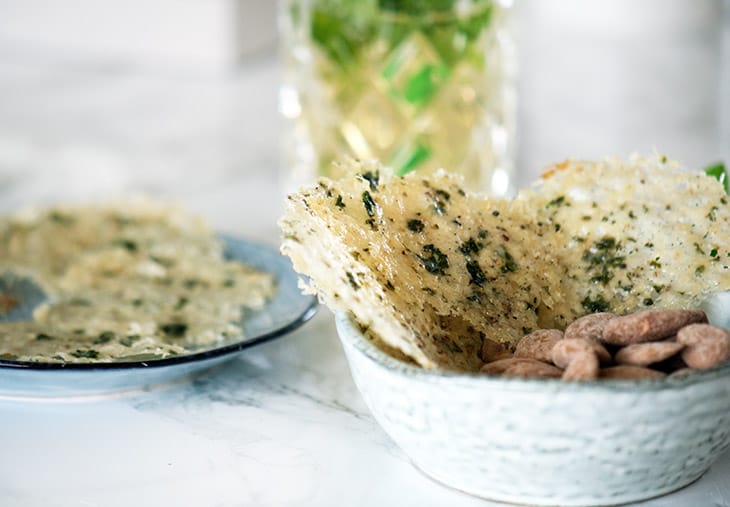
<box><xmin>1</xmin><ymin>9</ymin><xmax>730</xmax><ymax>503</ymax></box>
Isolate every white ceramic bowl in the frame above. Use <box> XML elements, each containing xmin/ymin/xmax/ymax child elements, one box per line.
<box><xmin>335</xmin><ymin>309</ymin><xmax>730</xmax><ymax>506</ymax></box>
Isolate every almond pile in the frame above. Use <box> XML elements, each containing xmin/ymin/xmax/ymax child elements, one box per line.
<box><xmin>479</xmin><ymin>309</ymin><xmax>730</xmax><ymax>380</ymax></box>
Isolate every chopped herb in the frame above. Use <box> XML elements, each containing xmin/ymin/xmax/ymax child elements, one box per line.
<box><xmin>113</xmin><ymin>239</ymin><xmax>138</xmax><ymax>252</ymax></box>
<box><xmin>645</xmin><ymin>242</ymin><xmax>654</xmax><ymax>248</ymax></box>
<box><xmin>385</xmin><ymin>280</ymin><xmax>395</xmax><ymax>291</ymax></box>
<box><xmin>492</xmin><ymin>210</ymin><xmax>500</xmax><ymax>217</ymax></box>
<box><xmin>120</xmin><ymin>335</ymin><xmax>141</xmax><ymax>347</ymax></box>
<box><xmin>71</xmin><ymin>349</ymin><xmax>99</xmax><ymax>359</ymax></box>
<box><xmin>149</xmin><ymin>255</ymin><xmax>175</xmax><ymax>267</ymax></box>
<box><xmin>582</xmin><ymin>237</ymin><xmax>626</xmax><ymax>285</ymax></box>
<box><xmin>628</xmin><ymin>210</ymin><xmax>637</xmax><ymax>219</ymax></box>
<box><xmin>643</xmin><ymin>298</ymin><xmax>654</xmax><ymax>306</ymax></box>
<box><xmin>466</xmin><ymin>260</ymin><xmax>486</xmax><ymax>286</ymax></box>
<box><xmin>495</xmin><ymin>245</ymin><xmax>518</xmax><ymax>273</ymax></box>
<box><xmin>360</xmin><ymin>171</ymin><xmax>380</xmax><ymax>191</ymax></box>
<box><xmin>346</xmin><ymin>271</ymin><xmax>360</xmax><ymax>290</ymax></box>
<box><xmin>407</xmin><ymin>219</ymin><xmax>424</xmax><ymax>232</ymax></box>
<box><xmin>695</xmin><ymin>265</ymin><xmax>706</xmax><ymax>276</ymax></box>
<box><xmin>711</xmin><ymin>248</ymin><xmax>719</xmax><ymax>258</ymax></box>
<box><xmin>174</xmin><ymin>296</ymin><xmax>189</xmax><ymax>310</ymax></box>
<box><xmin>93</xmin><ymin>331</ymin><xmax>115</xmax><ymax>344</ymax></box>
<box><xmin>160</xmin><ymin>323</ymin><xmax>188</xmax><ymax>337</ymax></box>
<box><xmin>459</xmin><ymin>238</ymin><xmax>482</xmax><ymax>256</ymax></box>
<box><xmin>705</xmin><ymin>162</ymin><xmax>728</xmax><ymax>193</ymax></box>
<box><xmin>546</xmin><ymin>196</ymin><xmax>565</xmax><ymax>208</ymax></box>
<box><xmin>35</xmin><ymin>333</ymin><xmax>54</xmax><ymax>341</ymax></box>
<box><xmin>466</xmin><ymin>292</ymin><xmax>482</xmax><ymax>303</ymax></box>
<box><xmin>477</xmin><ymin>229</ymin><xmax>488</xmax><ymax>239</ymax></box>
<box><xmin>428</xmin><ymin>190</ymin><xmax>449</xmax><ymax>215</ymax></box>
<box><xmin>49</xmin><ymin>211</ymin><xmax>75</xmax><ymax>225</ymax></box>
<box><xmin>417</xmin><ymin>244</ymin><xmax>449</xmax><ymax>275</ymax></box>
<box><xmin>649</xmin><ymin>257</ymin><xmax>662</xmax><ymax>269</ymax></box>
<box><xmin>694</xmin><ymin>243</ymin><xmax>705</xmax><ymax>255</ymax></box>
<box><xmin>68</xmin><ymin>298</ymin><xmax>91</xmax><ymax>306</ymax></box>
<box><xmin>335</xmin><ymin>195</ymin><xmax>346</xmax><ymax>209</ymax></box>
<box><xmin>362</xmin><ymin>190</ymin><xmax>377</xmax><ymax>217</ymax></box>
<box><xmin>434</xmin><ymin>189</ymin><xmax>450</xmax><ymax>201</ymax></box>
<box><xmin>581</xmin><ymin>294</ymin><xmax>611</xmax><ymax>313</ymax></box>
<box><xmin>182</xmin><ymin>278</ymin><xmax>201</xmax><ymax>289</ymax></box>
<box><xmin>554</xmin><ymin>223</ymin><xmax>562</xmax><ymax>232</ymax></box>
<box><xmin>707</xmin><ymin>206</ymin><xmax>718</xmax><ymax>222</ymax></box>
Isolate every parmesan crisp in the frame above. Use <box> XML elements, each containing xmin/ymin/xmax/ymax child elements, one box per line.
<box><xmin>280</xmin><ymin>155</ymin><xmax>730</xmax><ymax>372</ymax></box>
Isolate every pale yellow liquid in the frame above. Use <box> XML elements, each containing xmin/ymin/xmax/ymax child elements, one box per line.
<box><xmin>280</xmin><ymin>1</ymin><xmax>515</xmax><ymax>195</ymax></box>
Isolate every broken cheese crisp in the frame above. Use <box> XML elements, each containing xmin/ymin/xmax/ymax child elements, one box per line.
<box><xmin>522</xmin><ymin>155</ymin><xmax>730</xmax><ymax>326</ymax></box>
<box><xmin>280</xmin><ymin>160</ymin><xmax>563</xmax><ymax>371</ymax></box>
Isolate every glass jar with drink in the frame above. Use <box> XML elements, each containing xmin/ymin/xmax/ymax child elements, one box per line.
<box><xmin>279</xmin><ymin>0</ymin><xmax>516</xmax><ymax>196</ymax></box>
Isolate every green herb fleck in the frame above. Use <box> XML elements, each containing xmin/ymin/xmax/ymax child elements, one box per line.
<box><xmin>429</xmin><ymin>190</ymin><xmax>449</xmax><ymax>215</ymax></box>
<box><xmin>694</xmin><ymin>243</ymin><xmax>705</xmax><ymax>255</ymax></box>
<box><xmin>362</xmin><ymin>190</ymin><xmax>377</xmax><ymax>217</ymax></box>
<box><xmin>407</xmin><ymin>219</ymin><xmax>424</xmax><ymax>232</ymax></box>
<box><xmin>174</xmin><ymin>296</ymin><xmax>189</xmax><ymax>310</ymax></box>
<box><xmin>582</xmin><ymin>237</ymin><xmax>626</xmax><ymax>285</ymax></box>
<box><xmin>113</xmin><ymin>239</ymin><xmax>138</xmax><ymax>252</ymax></box>
<box><xmin>466</xmin><ymin>259</ymin><xmax>486</xmax><ymax>286</ymax></box>
<box><xmin>695</xmin><ymin>265</ymin><xmax>706</xmax><ymax>276</ymax></box>
<box><xmin>335</xmin><ymin>195</ymin><xmax>346</xmax><ymax>209</ymax></box>
<box><xmin>459</xmin><ymin>238</ymin><xmax>482</xmax><ymax>256</ymax></box>
<box><xmin>35</xmin><ymin>333</ymin><xmax>54</xmax><ymax>341</ymax></box>
<box><xmin>581</xmin><ymin>294</ymin><xmax>611</xmax><ymax>313</ymax></box>
<box><xmin>643</xmin><ymin>298</ymin><xmax>654</xmax><ymax>306</ymax></box>
<box><xmin>49</xmin><ymin>211</ymin><xmax>75</xmax><ymax>225</ymax></box>
<box><xmin>705</xmin><ymin>162</ymin><xmax>729</xmax><ymax>194</ymax></box>
<box><xmin>360</xmin><ymin>171</ymin><xmax>380</xmax><ymax>191</ymax></box>
<box><xmin>546</xmin><ymin>195</ymin><xmax>565</xmax><ymax>208</ymax></box>
<box><xmin>160</xmin><ymin>323</ymin><xmax>188</xmax><ymax>337</ymax></box>
<box><xmin>120</xmin><ymin>335</ymin><xmax>141</xmax><ymax>347</ymax></box>
<box><xmin>707</xmin><ymin>206</ymin><xmax>718</xmax><ymax>222</ymax></box>
<box><xmin>417</xmin><ymin>244</ymin><xmax>449</xmax><ymax>275</ymax></box>
<box><xmin>182</xmin><ymin>279</ymin><xmax>201</xmax><ymax>289</ymax></box>
<box><xmin>346</xmin><ymin>271</ymin><xmax>360</xmax><ymax>290</ymax></box>
<box><xmin>71</xmin><ymin>349</ymin><xmax>99</xmax><ymax>359</ymax></box>
<box><xmin>93</xmin><ymin>331</ymin><xmax>115</xmax><ymax>344</ymax></box>
<box><xmin>496</xmin><ymin>245</ymin><xmax>518</xmax><ymax>273</ymax></box>
<box><xmin>711</xmin><ymin>248</ymin><xmax>719</xmax><ymax>258</ymax></box>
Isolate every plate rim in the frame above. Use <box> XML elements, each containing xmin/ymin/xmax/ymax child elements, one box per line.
<box><xmin>0</xmin><ymin>235</ymin><xmax>317</xmax><ymax>372</ymax></box>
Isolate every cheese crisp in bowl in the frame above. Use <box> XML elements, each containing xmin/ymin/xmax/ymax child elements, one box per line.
<box><xmin>280</xmin><ymin>155</ymin><xmax>730</xmax><ymax>506</ymax></box>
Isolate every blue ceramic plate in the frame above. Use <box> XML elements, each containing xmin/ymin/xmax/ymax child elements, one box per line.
<box><xmin>0</xmin><ymin>235</ymin><xmax>317</xmax><ymax>398</ymax></box>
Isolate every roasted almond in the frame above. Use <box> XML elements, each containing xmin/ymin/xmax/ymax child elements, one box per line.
<box><xmin>677</xmin><ymin>324</ymin><xmax>730</xmax><ymax>369</ymax></box>
<box><xmin>564</xmin><ymin>312</ymin><xmax>615</xmax><ymax>341</ymax></box>
<box><xmin>562</xmin><ymin>351</ymin><xmax>599</xmax><ymax>381</ymax></box>
<box><xmin>551</xmin><ymin>338</ymin><xmax>611</xmax><ymax>368</ymax></box>
<box><xmin>514</xmin><ymin>329</ymin><xmax>563</xmax><ymax>363</ymax></box>
<box><xmin>480</xmin><ymin>357</ymin><xmax>561</xmax><ymax>378</ymax></box>
<box><xmin>480</xmin><ymin>338</ymin><xmax>513</xmax><ymax>362</ymax></box>
<box><xmin>614</xmin><ymin>341</ymin><xmax>685</xmax><ymax>367</ymax></box>
<box><xmin>602</xmin><ymin>309</ymin><xmax>707</xmax><ymax>345</ymax></box>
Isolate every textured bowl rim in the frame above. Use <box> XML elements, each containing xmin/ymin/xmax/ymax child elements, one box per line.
<box><xmin>335</xmin><ymin>311</ymin><xmax>730</xmax><ymax>393</ymax></box>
